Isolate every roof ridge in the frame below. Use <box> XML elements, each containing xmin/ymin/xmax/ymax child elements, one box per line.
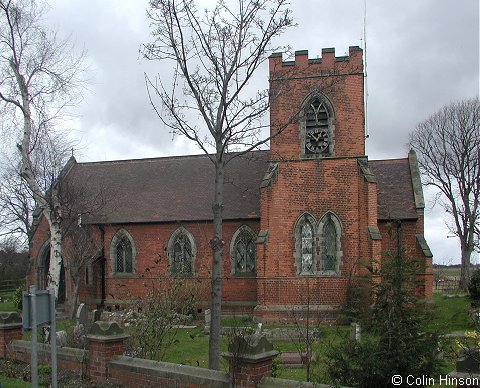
<box><xmin>77</xmin><ymin>149</ymin><xmax>269</xmax><ymax>166</ymax></box>
<box><xmin>370</xmin><ymin>157</ymin><xmax>408</xmax><ymax>163</ymax></box>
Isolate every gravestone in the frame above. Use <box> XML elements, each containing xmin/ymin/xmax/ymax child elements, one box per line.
<box><xmin>350</xmin><ymin>322</ymin><xmax>361</xmax><ymax>342</ymax></box>
<box><xmin>204</xmin><ymin>309</ymin><xmax>211</xmax><ymax>334</ymax></box>
<box><xmin>254</xmin><ymin>322</ymin><xmax>263</xmax><ymax>336</ymax></box>
<box><xmin>92</xmin><ymin>309</ymin><xmax>101</xmax><ymax>322</ymax></box>
<box><xmin>76</xmin><ymin>303</ymin><xmax>88</xmax><ymax>325</ymax></box>
<box><xmin>56</xmin><ymin>330</ymin><xmax>67</xmax><ymax>347</ymax></box>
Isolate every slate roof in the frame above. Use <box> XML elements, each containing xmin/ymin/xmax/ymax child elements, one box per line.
<box><xmin>370</xmin><ymin>158</ymin><xmax>419</xmax><ymax>220</ymax></box>
<box><xmin>65</xmin><ymin>152</ymin><xmax>419</xmax><ymax>225</ymax></box>
<box><xmin>70</xmin><ymin>151</ymin><xmax>270</xmax><ymax>224</ymax></box>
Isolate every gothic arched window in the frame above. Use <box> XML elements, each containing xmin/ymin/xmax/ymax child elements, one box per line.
<box><xmin>230</xmin><ymin>225</ymin><xmax>256</xmax><ymax>276</ymax></box>
<box><xmin>116</xmin><ymin>237</ymin><xmax>133</xmax><ymax>273</ymax></box>
<box><xmin>301</xmin><ymin>223</ymin><xmax>314</xmax><ymax>273</ymax></box>
<box><xmin>168</xmin><ymin>227</ymin><xmax>196</xmax><ymax>276</ymax></box>
<box><xmin>110</xmin><ymin>229</ymin><xmax>136</xmax><ymax>275</ymax></box>
<box><xmin>318</xmin><ymin>212</ymin><xmax>342</xmax><ymax>274</ymax></box>
<box><xmin>294</xmin><ymin>213</ymin><xmax>316</xmax><ymax>275</ymax></box>
<box><xmin>301</xmin><ymin>93</ymin><xmax>334</xmax><ymax>158</ymax></box>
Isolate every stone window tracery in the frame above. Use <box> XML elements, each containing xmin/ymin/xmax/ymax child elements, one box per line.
<box><xmin>168</xmin><ymin>227</ymin><xmax>196</xmax><ymax>276</ymax></box>
<box><xmin>301</xmin><ymin>223</ymin><xmax>314</xmax><ymax>273</ymax></box>
<box><xmin>110</xmin><ymin>229</ymin><xmax>136</xmax><ymax>275</ymax></box>
<box><xmin>300</xmin><ymin>93</ymin><xmax>334</xmax><ymax>158</ymax></box>
<box><xmin>294</xmin><ymin>213</ymin><xmax>316</xmax><ymax>275</ymax></box>
<box><xmin>116</xmin><ymin>237</ymin><xmax>133</xmax><ymax>273</ymax></box>
<box><xmin>318</xmin><ymin>212</ymin><xmax>342</xmax><ymax>274</ymax></box>
<box><xmin>294</xmin><ymin>212</ymin><xmax>342</xmax><ymax>276</ymax></box>
<box><xmin>230</xmin><ymin>225</ymin><xmax>256</xmax><ymax>276</ymax></box>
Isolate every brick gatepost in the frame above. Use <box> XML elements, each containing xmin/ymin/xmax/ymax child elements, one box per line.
<box><xmin>222</xmin><ymin>334</ymin><xmax>278</xmax><ymax>387</ymax></box>
<box><xmin>0</xmin><ymin>312</ymin><xmax>22</xmax><ymax>359</ymax></box>
<box><xmin>86</xmin><ymin>321</ymin><xmax>129</xmax><ymax>383</ymax></box>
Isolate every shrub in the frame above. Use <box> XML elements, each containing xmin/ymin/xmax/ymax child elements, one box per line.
<box><xmin>469</xmin><ymin>269</ymin><xmax>480</xmax><ymax>301</ymax></box>
<box><xmin>129</xmin><ymin>278</ymin><xmax>204</xmax><ymax>361</ymax></box>
<box><xmin>12</xmin><ymin>286</ymin><xmax>24</xmax><ymax>310</ymax></box>
<box><xmin>326</xmin><ymin>250</ymin><xmax>442</xmax><ymax>388</ymax></box>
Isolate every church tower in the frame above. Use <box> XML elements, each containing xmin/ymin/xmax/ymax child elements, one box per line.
<box><xmin>255</xmin><ymin>47</ymin><xmax>381</xmax><ymax>321</ymax></box>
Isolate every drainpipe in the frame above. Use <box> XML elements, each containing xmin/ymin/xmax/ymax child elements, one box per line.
<box><xmin>99</xmin><ymin>225</ymin><xmax>106</xmax><ymax>308</ymax></box>
<box><xmin>396</xmin><ymin>221</ymin><xmax>403</xmax><ymax>257</ymax></box>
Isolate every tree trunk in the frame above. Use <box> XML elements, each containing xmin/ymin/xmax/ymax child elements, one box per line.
<box><xmin>208</xmin><ymin>158</ymin><xmax>224</xmax><ymax>370</ymax></box>
<box><xmin>460</xmin><ymin>244</ymin><xmax>473</xmax><ymax>290</ymax></box>
<box><xmin>49</xmin><ymin>219</ymin><xmax>63</xmax><ymax>300</ymax></box>
<box><xmin>69</xmin><ymin>276</ymin><xmax>80</xmax><ymax>319</ymax></box>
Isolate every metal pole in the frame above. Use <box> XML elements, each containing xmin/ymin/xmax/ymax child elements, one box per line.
<box><xmin>49</xmin><ymin>288</ymin><xmax>57</xmax><ymax>388</ymax></box>
<box><xmin>30</xmin><ymin>285</ymin><xmax>38</xmax><ymax>388</ymax></box>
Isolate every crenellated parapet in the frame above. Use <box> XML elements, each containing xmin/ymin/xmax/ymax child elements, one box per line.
<box><xmin>269</xmin><ymin>46</ymin><xmax>363</xmax><ymax>77</ymax></box>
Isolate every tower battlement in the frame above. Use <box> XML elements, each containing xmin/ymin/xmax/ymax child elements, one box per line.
<box><xmin>269</xmin><ymin>46</ymin><xmax>363</xmax><ymax>75</ymax></box>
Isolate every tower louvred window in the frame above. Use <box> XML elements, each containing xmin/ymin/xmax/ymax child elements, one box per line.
<box><xmin>303</xmin><ymin>96</ymin><xmax>332</xmax><ymax>156</ymax></box>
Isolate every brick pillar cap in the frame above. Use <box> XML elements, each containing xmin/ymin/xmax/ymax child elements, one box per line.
<box><xmin>222</xmin><ymin>349</ymin><xmax>279</xmax><ymax>364</ymax></box>
<box><xmin>228</xmin><ymin>334</ymin><xmax>274</xmax><ymax>355</ymax></box>
<box><xmin>88</xmin><ymin>321</ymin><xmax>124</xmax><ymax>336</ymax></box>
<box><xmin>0</xmin><ymin>312</ymin><xmax>22</xmax><ymax>327</ymax></box>
<box><xmin>86</xmin><ymin>320</ymin><xmax>129</xmax><ymax>342</ymax></box>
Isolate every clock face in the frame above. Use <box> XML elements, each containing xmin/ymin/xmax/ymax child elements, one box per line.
<box><xmin>305</xmin><ymin>128</ymin><xmax>329</xmax><ymax>153</ymax></box>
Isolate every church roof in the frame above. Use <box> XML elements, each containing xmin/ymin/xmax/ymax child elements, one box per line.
<box><xmin>65</xmin><ymin>152</ymin><xmax>419</xmax><ymax>225</ymax></box>
<box><xmin>370</xmin><ymin>158</ymin><xmax>419</xmax><ymax>220</ymax></box>
<box><xmin>71</xmin><ymin>151</ymin><xmax>270</xmax><ymax>224</ymax></box>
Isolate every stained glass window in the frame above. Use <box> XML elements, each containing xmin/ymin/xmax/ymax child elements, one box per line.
<box><xmin>116</xmin><ymin>237</ymin><xmax>133</xmax><ymax>273</ymax></box>
<box><xmin>323</xmin><ymin>219</ymin><xmax>337</xmax><ymax>271</ymax></box>
<box><xmin>171</xmin><ymin>232</ymin><xmax>193</xmax><ymax>275</ymax></box>
<box><xmin>234</xmin><ymin>229</ymin><xmax>256</xmax><ymax>275</ymax></box>
<box><xmin>301</xmin><ymin>223</ymin><xmax>314</xmax><ymax>273</ymax></box>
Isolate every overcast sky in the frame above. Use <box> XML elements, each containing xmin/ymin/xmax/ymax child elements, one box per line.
<box><xmin>42</xmin><ymin>0</ymin><xmax>479</xmax><ymax>264</ymax></box>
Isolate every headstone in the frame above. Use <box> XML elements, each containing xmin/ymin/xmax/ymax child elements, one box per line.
<box><xmin>73</xmin><ymin>323</ymin><xmax>87</xmax><ymax>347</ymax></box>
<box><xmin>254</xmin><ymin>322</ymin><xmax>263</xmax><ymax>336</ymax></box>
<box><xmin>76</xmin><ymin>303</ymin><xmax>88</xmax><ymax>325</ymax></box>
<box><xmin>204</xmin><ymin>309</ymin><xmax>211</xmax><ymax>334</ymax></box>
<box><xmin>56</xmin><ymin>330</ymin><xmax>67</xmax><ymax>347</ymax></box>
<box><xmin>92</xmin><ymin>309</ymin><xmax>101</xmax><ymax>322</ymax></box>
<box><xmin>350</xmin><ymin>322</ymin><xmax>361</xmax><ymax>342</ymax></box>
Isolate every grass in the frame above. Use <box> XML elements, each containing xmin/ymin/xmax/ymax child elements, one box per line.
<box><xmin>0</xmin><ymin>292</ymin><xmax>18</xmax><ymax>312</ymax></box>
<box><xmin>426</xmin><ymin>293</ymin><xmax>473</xmax><ymax>334</ymax></box>
<box><xmin>0</xmin><ymin>374</ymin><xmax>31</xmax><ymax>387</ymax></box>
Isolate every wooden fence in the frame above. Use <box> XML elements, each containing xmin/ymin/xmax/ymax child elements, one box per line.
<box><xmin>434</xmin><ymin>277</ymin><xmax>460</xmax><ymax>292</ymax></box>
<box><xmin>0</xmin><ymin>279</ymin><xmax>23</xmax><ymax>293</ymax></box>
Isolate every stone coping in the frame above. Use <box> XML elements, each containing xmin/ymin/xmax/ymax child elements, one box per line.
<box><xmin>0</xmin><ymin>312</ymin><xmax>22</xmax><ymax>325</ymax></box>
<box><xmin>8</xmin><ymin>340</ymin><xmax>88</xmax><ymax>362</ymax></box>
<box><xmin>85</xmin><ymin>334</ymin><xmax>129</xmax><ymax>343</ymax></box>
<box><xmin>110</xmin><ymin>356</ymin><xmax>229</xmax><ymax>387</ymax></box>
<box><xmin>259</xmin><ymin>376</ymin><xmax>354</xmax><ymax>388</ymax></box>
<box><xmin>0</xmin><ymin>322</ymin><xmax>23</xmax><ymax>330</ymax></box>
<box><xmin>222</xmin><ymin>350</ymin><xmax>279</xmax><ymax>363</ymax></box>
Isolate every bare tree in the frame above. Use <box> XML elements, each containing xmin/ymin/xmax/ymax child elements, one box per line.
<box><xmin>142</xmin><ymin>0</ymin><xmax>294</xmax><ymax>369</ymax></box>
<box><xmin>410</xmin><ymin>98</ymin><xmax>480</xmax><ymax>289</ymax></box>
<box><xmin>0</xmin><ymin>0</ymin><xmax>87</xmax><ymax>298</ymax></box>
<box><xmin>57</xmin><ymin>170</ymin><xmax>107</xmax><ymax>318</ymax></box>
<box><xmin>0</xmin><ymin>161</ymin><xmax>35</xmax><ymax>247</ymax></box>
<box><xmin>0</xmin><ymin>238</ymin><xmax>29</xmax><ymax>282</ymax></box>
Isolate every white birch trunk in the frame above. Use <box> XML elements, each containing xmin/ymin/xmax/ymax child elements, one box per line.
<box><xmin>11</xmin><ymin>56</ymin><xmax>64</xmax><ymax>300</ymax></box>
<box><xmin>48</xmin><ymin>218</ymin><xmax>63</xmax><ymax>299</ymax></box>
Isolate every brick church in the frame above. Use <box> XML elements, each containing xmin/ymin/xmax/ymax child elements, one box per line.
<box><xmin>28</xmin><ymin>46</ymin><xmax>433</xmax><ymax>321</ymax></box>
